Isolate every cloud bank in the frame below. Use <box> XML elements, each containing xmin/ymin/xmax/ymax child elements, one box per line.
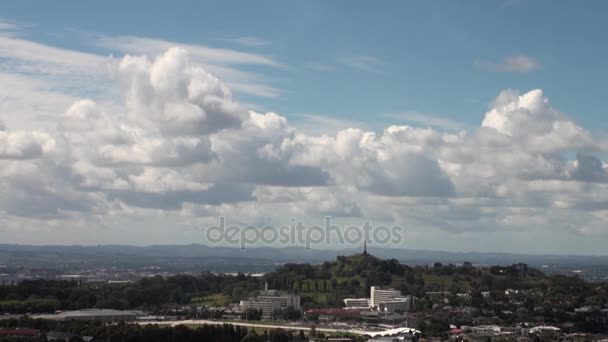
<box><xmin>1</xmin><ymin>46</ymin><xmax>608</xmax><ymax>253</ymax></box>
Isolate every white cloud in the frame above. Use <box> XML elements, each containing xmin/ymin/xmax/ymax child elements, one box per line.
<box><xmin>226</xmin><ymin>82</ymin><xmax>280</xmax><ymax>98</ymax></box>
<box><xmin>0</xmin><ymin>129</ymin><xmax>51</xmax><ymax>160</ymax></box>
<box><xmin>0</xmin><ymin>34</ymin><xmax>111</xmax><ymax>75</ymax></box>
<box><xmin>94</xmin><ymin>35</ymin><xmax>284</xmax><ymax>99</ymax></box>
<box><xmin>96</xmin><ymin>35</ymin><xmax>281</xmax><ymax>67</ymax></box>
<box><xmin>0</xmin><ymin>25</ymin><xmax>282</xmax><ymax>136</ymax></box>
<box><xmin>303</xmin><ymin>62</ymin><xmax>333</xmax><ymax>72</ymax></box>
<box><xmin>474</xmin><ymin>55</ymin><xmax>540</xmax><ymax>73</ymax></box>
<box><xmin>386</xmin><ymin>112</ymin><xmax>469</xmax><ymax>131</ymax></box>
<box><xmin>288</xmin><ymin>113</ymin><xmax>369</xmax><ymax>135</ymax></box>
<box><xmin>216</xmin><ymin>35</ymin><xmax>272</xmax><ymax>47</ymax></box>
<box><xmin>0</xmin><ymin>72</ymin><xmax>84</xmax><ymax>130</ymax></box>
<box><xmin>3</xmin><ymin>43</ymin><xmax>608</xmax><ymax>251</ymax></box>
<box><xmin>338</xmin><ymin>55</ymin><xmax>385</xmax><ymax>72</ymax></box>
<box><xmin>311</xmin><ymin>126</ymin><xmax>455</xmax><ymax>197</ymax></box>
<box><xmin>0</xmin><ymin>18</ymin><xmax>17</xmax><ymax>32</ymax></box>
<box><xmin>481</xmin><ymin>89</ymin><xmax>593</xmax><ymax>152</ymax></box>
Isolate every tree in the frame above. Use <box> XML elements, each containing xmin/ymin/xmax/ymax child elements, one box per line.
<box><xmin>309</xmin><ymin>325</ymin><xmax>317</xmax><ymax>338</ymax></box>
<box><xmin>241</xmin><ymin>308</ymin><xmax>262</xmax><ymax>321</ymax></box>
<box><xmin>241</xmin><ymin>330</ymin><xmax>263</xmax><ymax>342</ymax></box>
<box><xmin>268</xmin><ymin>328</ymin><xmax>290</xmax><ymax>342</ymax></box>
<box><xmin>283</xmin><ymin>306</ymin><xmax>302</xmax><ymax>321</ymax></box>
<box><xmin>418</xmin><ymin>319</ymin><xmax>428</xmax><ymax>335</ymax></box>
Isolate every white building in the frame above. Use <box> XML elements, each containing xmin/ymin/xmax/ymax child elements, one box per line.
<box><xmin>529</xmin><ymin>325</ymin><xmax>561</xmax><ymax>336</ymax></box>
<box><xmin>240</xmin><ymin>288</ymin><xmax>300</xmax><ymax>317</ymax></box>
<box><xmin>470</xmin><ymin>325</ymin><xmax>501</xmax><ymax>334</ymax></box>
<box><xmin>370</xmin><ymin>286</ymin><xmax>402</xmax><ymax>307</ymax></box>
<box><xmin>370</xmin><ymin>286</ymin><xmax>416</xmax><ymax>312</ymax></box>
<box><xmin>343</xmin><ymin>298</ymin><xmax>371</xmax><ymax>308</ymax></box>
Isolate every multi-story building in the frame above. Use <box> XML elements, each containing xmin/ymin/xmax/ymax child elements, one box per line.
<box><xmin>370</xmin><ymin>286</ymin><xmax>416</xmax><ymax>312</ymax></box>
<box><xmin>370</xmin><ymin>286</ymin><xmax>402</xmax><ymax>307</ymax></box>
<box><xmin>240</xmin><ymin>284</ymin><xmax>300</xmax><ymax>317</ymax></box>
<box><xmin>340</xmin><ymin>287</ymin><xmax>415</xmax><ymax>312</ymax></box>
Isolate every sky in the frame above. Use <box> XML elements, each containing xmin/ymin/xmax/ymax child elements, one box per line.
<box><xmin>1</xmin><ymin>1</ymin><xmax>608</xmax><ymax>254</ymax></box>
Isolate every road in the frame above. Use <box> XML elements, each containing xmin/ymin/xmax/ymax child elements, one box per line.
<box><xmin>137</xmin><ymin>319</ymin><xmax>367</xmax><ymax>335</ymax></box>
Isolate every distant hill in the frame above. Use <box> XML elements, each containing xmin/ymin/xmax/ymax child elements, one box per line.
<box><xmin>1</xmin><ymin>244</ymin><xmax>607</xmax><ymax>276</ymax></box>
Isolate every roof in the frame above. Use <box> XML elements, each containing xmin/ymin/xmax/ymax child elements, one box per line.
<box><xmin>0</xmin><ymin>328</ymin><xmax>40</xmax><ymax>336</ymax></box>
<box><xmin>61</xmin><ymin>309</ymin><xmax>139</xmax><ymax>316</ymax></box>
<box><xmin>33</xmin><ymin>309</ymin><xmax>141</xmax><ymax>320</ymax></box>
<box><xmin>47</xmin><ymin>331</ymin><xmax>78</xmax><ymax>339</ymax></box>
<box><xmin>305</xmin><ymin>308</ymin><xmax>362</xmax><ymax>317</ymax></box>
<box><xmin>530</xmin><ymin>325</ymin><xmax>561</xmax><ymax>333</ymax></box>
<box><xmin>449</xmin><ymin>328</ymin><xmax>463</xmax><ymax>335</ymax></box>
<box><xmin>365</xmin><ymin>327</ymin><xmax>421</xmax><ymax>337</ymax></box>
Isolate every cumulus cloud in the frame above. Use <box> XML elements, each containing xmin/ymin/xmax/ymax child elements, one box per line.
<box><xmin>0</xmin><ymin>122</ymin><xmax>54</xmax><ymax>160</ymax></box>
<box><xmin>118</xmin><ymin>48</ymin><xmax>244</xmax><ymax>136</ymax></box>
<box><xmin>95</xmin><ymin>34</ymin><xmax>282</xmax><ymax>98</ymax></box>
<box><xmin>0</xmin><ymin>26</ymin><xmax>282</xmax><ymax>137</ymax></box>
<box><xmin>3</xmin><ymin>46</ymin><xmax>608</xmax><ymax>249</ymax></box>
<box><xmin>480</xmin><ymin>89</ymin><xmax>595</xmax><ymax>154</ymax></box>
<box><xmin>317</xmin><ymin>126</ymin><xmax>455</xmax><ymax>197</ymax></box>
<box><xmin>207</xmin><ymin>111</ymin><xmax>329</xmax><ymax>187</ymax></box>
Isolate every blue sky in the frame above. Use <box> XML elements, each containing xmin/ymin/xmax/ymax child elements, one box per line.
<box><xmin>2</xmin><ymin>1</ymin><xmax>608</xmax><ymax>254</ymax></box>
<box><xmin>2</xmin><ymin>0</ymin><xmax>607</xmax><ymax>130</ymax></box>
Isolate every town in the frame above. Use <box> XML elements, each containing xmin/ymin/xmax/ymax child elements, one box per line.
<box><xmin>2</xmin><ymin>250</ymin><xmax>608</xmax><ymax>341</ymax></box>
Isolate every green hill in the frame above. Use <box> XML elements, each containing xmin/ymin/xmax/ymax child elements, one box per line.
<box><xmin>263</xmin><ymin>253</ymin><xmax>549</xmax><ymax>309</ymax></box>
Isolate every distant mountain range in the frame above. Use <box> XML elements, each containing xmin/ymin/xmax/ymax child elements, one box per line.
<box><xmin>1</xmin><ymin>244</ymin><xmax>607</xmax><ymax>272</ymax></box>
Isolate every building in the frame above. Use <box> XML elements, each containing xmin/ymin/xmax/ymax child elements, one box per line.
<box><xmin>0</xmin><ymin>328</ymin><xmax>40</xmax><ymax>340</ymax></box>
<box><xmin>529</xmin><ymin>325</ymin><xmax>561</xmax><ymax>338</ymax></box>
<box><xmin>342</xmin><ymin>287</ymin><xmax>415</xmax><ymax>312</ymax></box>
<box><xmin>240</xmin><ymin>284</ymin><xmax>300</xmax><ymax>317</ymax></box>
<box><xmin>343</xmin><ymin>298</ymin><xmax>370</xmax><ymax>308</ymax></box>
<box><xmin>370</xmin><ymin>286</ymin><xmax>402</xmax><ymax>307</ymax></box>
<box><xmin>240</xmin><ymin>291</ymin><xmax>300</xmax><ymax>317</ymax></box>
<box><xmin>364</xmin><ymin>327</ymin><xmax>421</xmax><ymax>340</ymax></box>
<box><xmin>339</xmin><ymin>286</ymin><xmax>416</xmax><ymax>313</ymax></box>
<box><xmin>46</xmin><ymin>331</ymin><xmax>79</xmax><ymax>342</ymax></box>
<box><xmin>370</xmin><ymin>287</ymin><xmax>416</xmax><ymax>313</ymax></box>
<box><xmin>377</xmin><ymin>296</ymin><xmax>415</xmax><ymax>313</ymax></box>
<box><xmin>305</xmin><ymin>308</ymin><xmax>361</xmax><ymax>321</ymax></box>
<box><xmin>32</xmin><ymin>309</ymin><xmax>141</xmax><ymax>323</ymax></box>
<box><xmin>470</xmin><ymin>325</ymin><xmax>501</xmax><ymax>334</ymax></box>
